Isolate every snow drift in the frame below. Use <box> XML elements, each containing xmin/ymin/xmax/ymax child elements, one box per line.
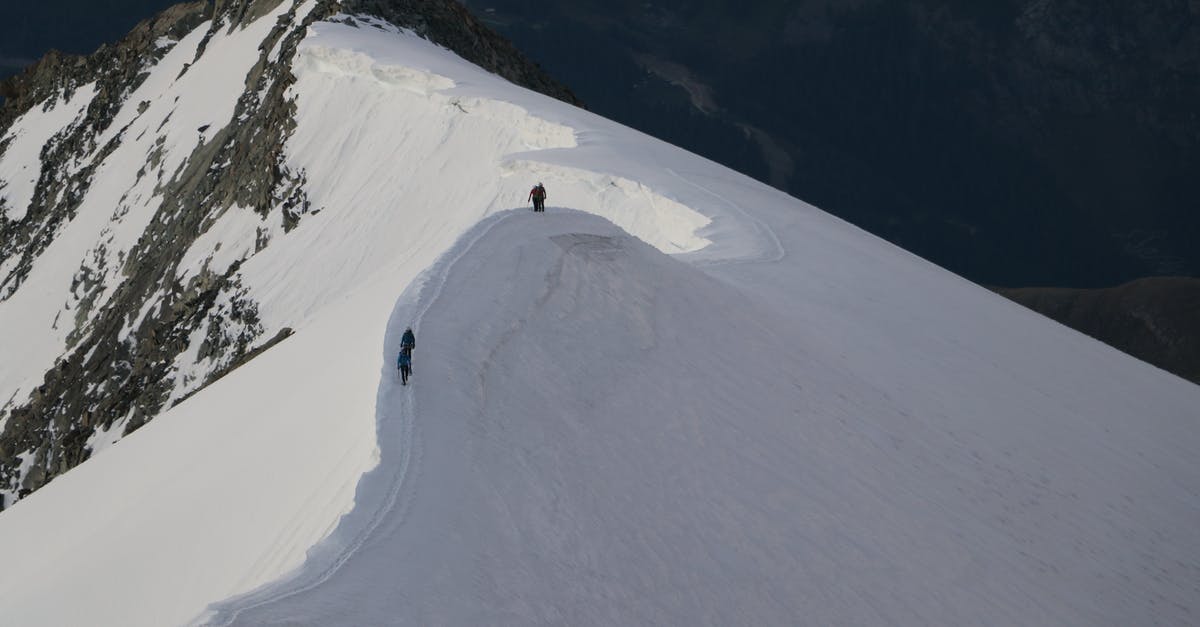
<box><xmin>0</xmin><ymin>5</ymin><xmax>1197</xmax><ymax>627</ymax></box>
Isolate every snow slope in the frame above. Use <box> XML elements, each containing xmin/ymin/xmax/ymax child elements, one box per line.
<box><xmin>0</xmin><ymin>0</ymin><xmax>309</xmax><ymax>429</ymax></box>
<box><xmin>1</xmin><ymin>11</ymin><xmax>1198</xmax><ymax>627</ymax></box>
<box><xmin>205</xmin><ymin>208</ymin><xmax>1200</xmax><ymax>626</ymax></box>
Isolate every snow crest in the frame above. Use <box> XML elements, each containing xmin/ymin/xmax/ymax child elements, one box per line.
<box><xmin>0</xmin><ymin>11</ymin><xmax>1197</xmax><ymax>627</ymax></box>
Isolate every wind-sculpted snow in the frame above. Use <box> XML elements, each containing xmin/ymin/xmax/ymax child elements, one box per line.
<box><xmin>210</xmin><ymin>210</ymin><xmax>1200</xmax><ymax>626</ymax></box>
<box><xmin>207</xmin><ymin>210</ymin><xmax>818</xmax><ymax>626</ymax></box>
<box><xmin>1</xmin><ymin>8</ymin><xmax>1199</xmax><ymax>627</ymax></box>
<box><xmin>235</xmin><ymin>17</ymin><xmax>714</xmax><ymax>337</ymax></box>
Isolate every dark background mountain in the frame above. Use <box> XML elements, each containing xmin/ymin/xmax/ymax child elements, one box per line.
<box><xmin>0</xmin><ymin>1</ymin><xmax>179</xmax><ymax>84</ymax></box>
<box><xmin>6</xmin><ymin>0</ymin><xmax>1198</xmax><ymax>287</ymax></box>
<box><xmin>463</xmin><ymin>0</ymin><xmax>1200</xmax><ymax>385</ymax></box>
<box><xmin>4</xmin><ymin>0</ymin><xmax>1198</xmax><ymax>382</ymax></box>
<box><xmin>461</xmin><ymin>0</ymin><xmax>1199</xmax><ymax>289</ymax></box>
<box><xmin>997</xmin><ymin>277</ymin><xmax>1200</xmax><ymax>384</ymax></box>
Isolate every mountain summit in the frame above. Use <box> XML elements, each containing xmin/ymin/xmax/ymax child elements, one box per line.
<box><xmin>0</xmin><ymin>2</ymin><xmax>1197</xmax><ymax>626</ymax></box>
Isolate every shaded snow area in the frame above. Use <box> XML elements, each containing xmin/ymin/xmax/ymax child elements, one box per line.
<box><xmin>207</xmin><ymin>211</ymin><xmax>813</xmax><ymax>626</ymax></box>
<box><xmin>1</xmin><ymin>11</ymin><xmax>1199</xmax><ymax>627</ymax></box>
<box><xmin>206</xmin><ymin>211</ymin><xmax>1200</xmax><ymax>626</ymax></box>
<box><xmin>0</xmin><ymin>285</ymin><xmax>382</xmax><ymax>626</ymax></box>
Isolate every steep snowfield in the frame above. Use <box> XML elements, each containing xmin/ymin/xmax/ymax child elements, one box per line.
<box><xmin>0</xmin><ymin>285</ymin><xmax>382</xmax><ymax>626</ymax></box>
<box><xmin>0</xmin><ymin>12</ymin><xmax>1198</xmax><ymax>627</ymax></box>
<box><xmin>206</xmin><ymin>209</ymin><xmax>1200</xmax><ymax>626</ymax></box>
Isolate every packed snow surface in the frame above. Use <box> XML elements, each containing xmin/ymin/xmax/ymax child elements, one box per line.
<box><xmin>205</xmin><ymin>208</ymin><xmax>1200</xmax><ymax>627</ymax></box>
<box><xmin>1</xmin><ymin>11</ymin><xmax>1198</xmax><ymax>627</ymax></box>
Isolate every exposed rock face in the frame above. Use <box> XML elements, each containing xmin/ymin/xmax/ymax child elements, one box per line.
<box><xmin>0</xmin><ymin>0</ymin><xmax>578</xmax><ymax>508</ymax></box>
<box><xmin>0</xmin><ymin>2</ymin><xmax>212</xmax><ymax>298</ymax></box>
<box><xmin>999</xmin><ymin>278</ymin><xmax>1200</xmax><ymax>385</ymax></box>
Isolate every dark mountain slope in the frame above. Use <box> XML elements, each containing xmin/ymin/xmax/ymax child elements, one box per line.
<box><xmin>466</xmin><ymin>0</ymin><xmax>1200</xmax><ymax>289</ymax></box>
<box><xmin>465</xmin><ymin>0</ymin><xmax>1200</xmax><ymax>387</ymax></box>
<box><xmin>999</xmin><ymin>277</ymin><xmax>1200</xmax><ymax>384</ymax></box>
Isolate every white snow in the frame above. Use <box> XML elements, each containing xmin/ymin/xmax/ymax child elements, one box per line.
<box><xmin>12</xmin><ymin>449</ymin><xmax>37</xmax><ymax>483</ymax></box>
<box><xmin>83</xmin><ymin>409</ymin><xmax>133</xmax><ymax>456</ymax></box>
<box><xmin>164</xmin><ymin>319</ymin><xmax>217</xmax><ymax>407</ymax></box>
<box><xmin>0</xmin><ymin>11</ymin><xmax>1197</xmax><ymax>627</ymax></box>
<box><xmin>233</xmin><ymin>19</ymin><xmax>710</xmax><ymax>338</ymax></box>
<box><xmin>177</xmin><ymin>205</ymin><xmax>265</xmax><ymax>281</ymax></box>
<box><xmin>83</xmin><ymin>0</ymin><xmax>312</xmax><ymax>326</ymax></box>
<box><xmin>0</xmin><ymin>0</ymin><xmax>312</xmax><ymax>430</ymax></box>
<box><xmin>205</xmin><ymin>208</ymin><xmax>1200</xmax><ymax>627</ymax></box>
<box><xmin>0</xmin><ymin>82</ymin><xmax>97</xmax><ymax>221</ymax></box>
<box><xmin>0</xmin><ymin>290</ymin><xmax>382</xmax><ymax>626</ymax></box>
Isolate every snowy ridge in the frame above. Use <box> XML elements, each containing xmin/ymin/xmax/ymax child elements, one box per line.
<box><xmin>210</xmin><ymin>206</ymin><xmax>1199</xmax><ymax>626</ymax></box>
<box><xmin>223</xmin><ymin>16</ymin><xmax>719</xmax><ymax>336</ymax></box>
<box><xmin>0</xmin><ymin>8</ymin><xmax>1197</xmax><ymax>627</ymax></box>
<box><xmin>203</xmin><ymin>208</ymin><xmax>810</xmax><ymax>626</ymax></box>
<box><xmin>0</xmin><ymin>15</ymin><xmax>750</xmax><ymax>624</ymax></box>
<box><xmin>203</xmin><ymin>208</ymin><xmax>518</xmax><ymax>626</ymax></box>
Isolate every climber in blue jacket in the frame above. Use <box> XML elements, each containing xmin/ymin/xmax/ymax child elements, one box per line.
<box><xmin>397</xmin><ymin>327</ymin><xmax>415</xmax><ymax>385</ymax></box>
<box><xmin>397</xmin><ymin>348</ymin><xmax>412</xmax><ymax>385</ymax></box>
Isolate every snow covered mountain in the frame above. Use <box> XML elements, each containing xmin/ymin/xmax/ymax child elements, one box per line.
<box><xmin>1</xmin><ymin>1</ymin><xmax>1198</xmax><ymax>625</ymax></box>
<box><xmin>0</xmin><ymin>0</ymin><xmax>576</xmax><ymax>506</ymax></box>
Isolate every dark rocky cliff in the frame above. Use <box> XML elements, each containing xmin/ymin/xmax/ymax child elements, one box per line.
<box><xmin>0</xmin><ymin>0</ymin><xmax>578</xmax><ymax>508</ymax></box>
<box><xmin>999</xmin><ymin>278</ymin><xmax>1200</xmax><ymax>385</ymax></box>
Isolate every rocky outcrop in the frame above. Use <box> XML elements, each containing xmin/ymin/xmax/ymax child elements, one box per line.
<box><xmin>999</xmin><ymin>278</ymin><xmax>1200</xmax><ymax>385</ymax></box>
<box><xmin>0</xmin><ymin>0</ymin><xmax>314</xmax><ymax>505</ymax></box>
<box><xmin>0</xmin><ymin>2</ymin><xmax>212</xmax><ymax>299</ymax></box>
<box><xmin>0</xmin><ymin>0</ymin><xmax>579</xmax><ymax>508</ymax></box>
<box><xmin>0</xmin><ymin>3</ymin><xmax>210</xmax><ymax>134</ymax></box>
